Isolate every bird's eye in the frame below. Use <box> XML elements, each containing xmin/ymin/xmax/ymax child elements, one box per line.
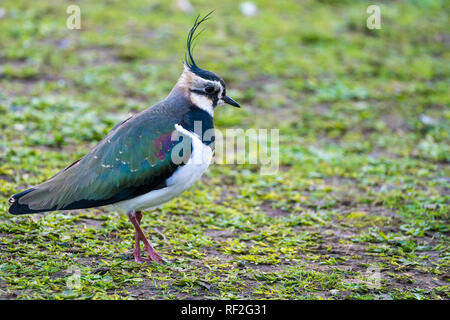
<box><xmin>205</xmin><ymin>86</ymin><xmax>215</xmax><ymax>94</ymax></box>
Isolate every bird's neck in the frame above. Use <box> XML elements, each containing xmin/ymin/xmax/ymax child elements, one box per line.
<box><xmin>165</xmin><ymin>85</ymin><xmax>215</xmax><ymax>148</ymax></box>
<box><xmin>182</xmin><ymin>106</ymin><xmax>215</xmax><ymax>148</ymax></box>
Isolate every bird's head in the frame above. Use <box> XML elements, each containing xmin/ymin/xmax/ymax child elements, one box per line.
<box><xmin>175</xmin><ymin>12</ymin><xmax>240</xmax><ymax>116</ymax></box>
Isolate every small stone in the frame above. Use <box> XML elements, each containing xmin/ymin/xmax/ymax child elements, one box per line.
<box><xmin>14</xmin><ymin>124</ymin><xmax>25</xmax><ymax>131</ymax></box>
<box><xmin>240</xmin><ymin>2</ymin><xmax>258</xmax><ymax>17</ymax></box>
<box><xmin>176</xmin><ymin>0</ymin><xmax>194</xmax><ymax>13</ymax></box>
<box><xmin>419</xmin><ymin>114</ymin><xmax>437</xmax><ymax>125</ymax></box>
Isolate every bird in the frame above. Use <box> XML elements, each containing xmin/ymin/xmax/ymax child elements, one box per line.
<box><xmin>7</xmin><ymin>12</ymin><xmax>240</xmax><ymax>264</ymax></box>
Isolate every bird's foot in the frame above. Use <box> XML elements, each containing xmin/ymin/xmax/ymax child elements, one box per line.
<box><xmin>132</xmin><ymin>249</ymin><xmax>164</xmax><ymax>264</ymax></box>
<box><xmin>145</xmin><ymin>247</ymin><xmax>164</xmax><ymax>264</ymax></box>
<box><xmin>133</xmin><ymin>255</ymin><xmax>154</xmax><ymax>264</ymax></box>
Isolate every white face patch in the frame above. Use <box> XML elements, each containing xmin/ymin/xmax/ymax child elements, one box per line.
<box><xmin>183</xmin><ymin>70</ymin><xmax>224</xmax><ymax>117</ymax></box>
<box><xmin>190</xmin><ymin>93</ymin><xmax>214</xmax><ymax>116</ymax></box>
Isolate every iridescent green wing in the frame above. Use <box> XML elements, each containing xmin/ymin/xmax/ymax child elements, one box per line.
<box><xmin>10</xmin><ymin>111</ymin><xmax>191</xmax><ymax>213</ymax></box>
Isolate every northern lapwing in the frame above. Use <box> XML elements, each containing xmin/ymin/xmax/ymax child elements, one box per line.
<box><xmin>8</xmin><ymin>13</ymin><xmax>240</xmax><ymax>264</ymax></box>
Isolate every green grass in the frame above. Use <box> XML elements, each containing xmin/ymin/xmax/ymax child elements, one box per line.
<box><xmin>0</xmin><ymin>0</ymin><xmax>448</xmax><ymax>299</ymax></box>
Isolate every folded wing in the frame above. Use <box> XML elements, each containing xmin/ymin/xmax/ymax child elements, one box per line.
<box><xmin>9</xmin><ymin>111</ymin><xmax>191</xmax><ymax>214</ymax></box>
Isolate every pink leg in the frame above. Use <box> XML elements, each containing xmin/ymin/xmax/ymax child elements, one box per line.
<box><xmin>128</xmin><ymin>211</ymin><xmax>164</xmax><ymax>264</ymax></box>
<box><xmin>132</xmin><ymin>211</ymin><xmax>143</xmax><ymax>262</ymax></box>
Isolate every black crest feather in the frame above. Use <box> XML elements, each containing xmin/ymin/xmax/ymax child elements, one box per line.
<box><xmin>185</xmin><ymin>11</ymin><xmax>215</xmax><ymax>71</ymax></box>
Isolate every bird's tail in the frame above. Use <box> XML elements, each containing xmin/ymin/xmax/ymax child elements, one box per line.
<box><xmin>8</xmin><ymin>188</ymin><xmax>53</xmax><ymax>215</ymax></box>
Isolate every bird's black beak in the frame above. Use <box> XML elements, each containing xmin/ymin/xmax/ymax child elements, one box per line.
<box><xmin>223</xmin><ymin>95</ymin><xmax>240</xmax><ymax>108</ymax></box>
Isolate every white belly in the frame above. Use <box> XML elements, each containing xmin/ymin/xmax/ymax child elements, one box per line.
<box><xmin>112</xmin><ymin>124</ymin><xmax>213</xmax><ymax>212</ymax></box>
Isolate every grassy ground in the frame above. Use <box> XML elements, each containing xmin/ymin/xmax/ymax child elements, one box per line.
<box><xmin>0</xmin><ymin>0</ymin><xmax>448</xmax><ymax>300</ymax></box>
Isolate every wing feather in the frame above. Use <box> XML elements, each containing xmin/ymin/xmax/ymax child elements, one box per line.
<box><xmin>9</xmin><ymin>109</ymin><xmax>190</xmax><ymax>214</ymax></box>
